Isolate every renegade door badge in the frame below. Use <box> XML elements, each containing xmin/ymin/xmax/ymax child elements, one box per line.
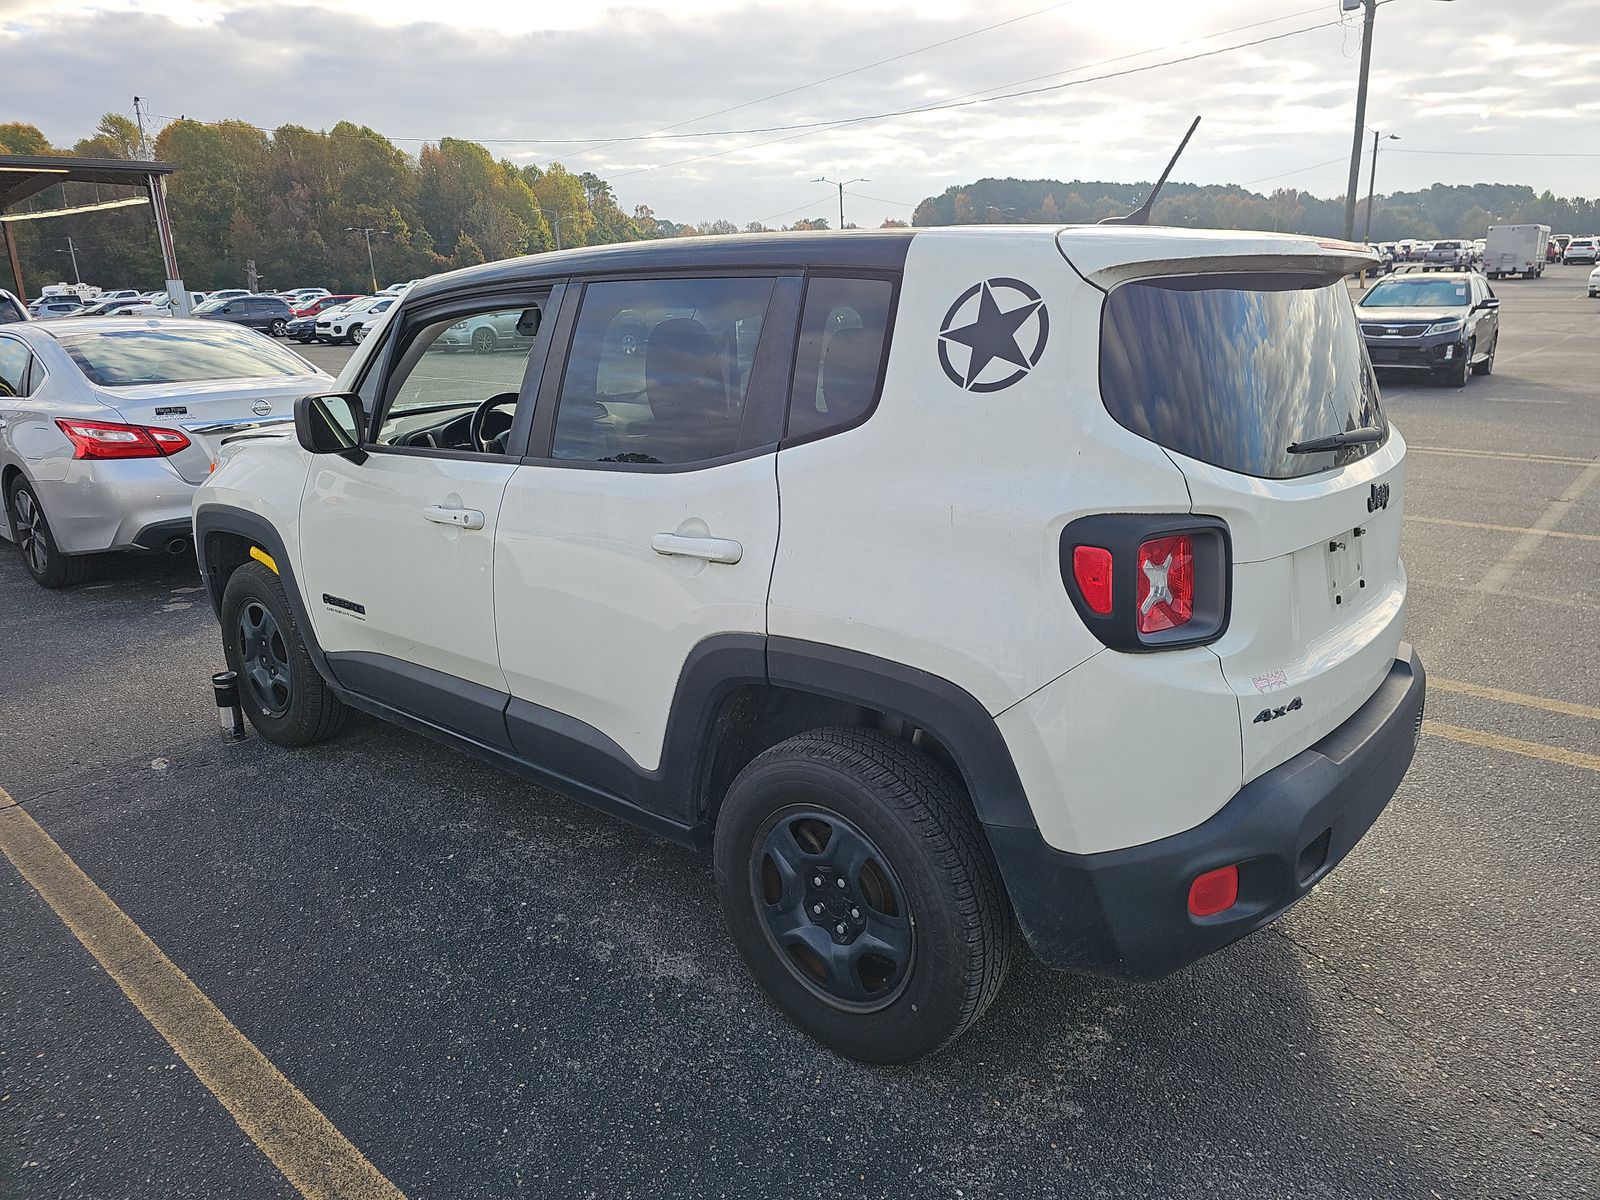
<box><xmin>937</xmin><ymin>278</ymin><xmax>1049</xmax><ymax>393</ymax></box>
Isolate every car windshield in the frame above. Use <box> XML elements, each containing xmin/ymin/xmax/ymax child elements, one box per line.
<box><xmin>1100</xmin><ymin>271</ymin><xmax>1384</xmax><ymax>480</ymax></box>
<box><xmin>1359</xmin><ymin>279</ymin><xmax>1471</xmax><ymax>308</ymax></box>
<box><xmin>55</xmin><ymin>325</ymin><xmax>314</xmax><ymax>386</ymax></box>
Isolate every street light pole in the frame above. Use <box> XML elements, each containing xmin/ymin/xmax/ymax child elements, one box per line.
<box><xmin>56</xmin><ymin>236</ymin><xmax>81</xmax><ymax>284</ymax></box>
<box><xmin>1364</xmin><ymin>131</ymin><xmax>1400</xmax><ymax>244</ymax></box>
<box><xmin>812</xmin><ymin>176</ymin><xmax>868</xmax><ymax>230</ymax></box>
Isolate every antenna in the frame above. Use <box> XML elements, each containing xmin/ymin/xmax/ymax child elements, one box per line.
<box><xmin>1099</xmin><ymin>115</ymin><xmax>1201</xmax><ymax>226</ymax></box>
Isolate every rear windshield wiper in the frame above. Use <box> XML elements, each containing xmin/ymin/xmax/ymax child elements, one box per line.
<box><xmin>1286</xmin><ymin>426</ymin><xmax>1385</xmax><ymax>454</ymax></box>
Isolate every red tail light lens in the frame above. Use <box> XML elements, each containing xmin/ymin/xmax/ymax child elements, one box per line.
<box><xmin>1071</xmin><ymin>545</ymin><xmax>1114</xmax><ymax>615</ymax></box>
<box><xmin>1188</xmin><ymin>865</ymin><xmax>1239</xmax><ymax>917</ymax></box>
<box><xmin>1136</xmin><ymin>534</ymin><xmax>1194</xmax><ymax>634</ymax></box>
<box><xmin>56</xmin><ymin>419</ymin><xmax>190</xmax><ymax>460</ymax></box>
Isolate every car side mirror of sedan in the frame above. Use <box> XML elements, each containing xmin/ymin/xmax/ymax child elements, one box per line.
<box><xmin>1477</xmin><ymin>297</ymin><xmax>1500</xmax><ymax>310</ymax></box>
<box><xmin>294</xmin><ymin>392</ymin><xmax>368</xmax><ymax>464</ymax></box>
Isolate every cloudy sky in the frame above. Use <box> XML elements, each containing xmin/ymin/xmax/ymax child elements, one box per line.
<box><xmin>3</xmin><ymin>0</ymin><xmax>1596</xmax><ymax>227</ymax></box>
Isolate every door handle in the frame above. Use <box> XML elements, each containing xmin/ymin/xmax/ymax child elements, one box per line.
<box><xmin>423</xmin><ymin>504</ymin><xmax>485</xmax><ymax>530</ymax></box>
<box><xmin>651</xmin><ymin>533</ymin><xmax>742</xmax><ymax>564</ymax></box>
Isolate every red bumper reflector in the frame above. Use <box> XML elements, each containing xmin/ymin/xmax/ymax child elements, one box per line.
<box><xmin>1188</xmin><ymin>865</ymin><xmax>1239</xmax><ymax>917</ymax></box>
<box><xmin>1071</xmin><ymin>545</ymin><xmax>1115</xmax><ymax>615</ymax></box>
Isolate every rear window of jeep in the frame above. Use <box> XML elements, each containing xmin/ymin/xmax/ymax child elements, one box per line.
<box><xmin>1099</xmin><ymin>272</ymin><xmax>1385</xmax><ymax>480</ymax></box>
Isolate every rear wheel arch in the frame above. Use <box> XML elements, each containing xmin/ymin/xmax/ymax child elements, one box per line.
<box><xmin>673</xmin><ymin>637</ymin><xmax>1036</xmax><ymax>840</ymax></box>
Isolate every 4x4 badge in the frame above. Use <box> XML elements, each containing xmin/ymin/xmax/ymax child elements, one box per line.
<box><xmin>937</xmin><ymin>278</ymin><xmax>1049</xmax><ymax>393</ymax></box>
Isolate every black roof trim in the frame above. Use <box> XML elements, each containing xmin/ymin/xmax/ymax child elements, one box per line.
<box><xmin>0</xmin><ymin>154</ymin><xmax>177</xmax><ymax>210</ymax></box>
<box><xmin>407</xmin><ymin>230</ymin><xmax>917</xmax><ymax>303</ymax></box>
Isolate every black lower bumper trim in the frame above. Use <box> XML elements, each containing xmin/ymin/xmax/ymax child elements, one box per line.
<box><xmin>988</xmin><ymin>645</ymin><xmax>1425</xmax><ymax>981</ymax></box>
<box><xmin>127</xmin><ymin>518</ymin><xmax>193</xmax><ymax>552</ymax></box>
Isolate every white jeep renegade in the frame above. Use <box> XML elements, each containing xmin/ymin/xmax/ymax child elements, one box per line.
<box><xmin>194</xmin><ymin>227</ymin><xmax>1425</xmax><ymax>1063</ymax></box>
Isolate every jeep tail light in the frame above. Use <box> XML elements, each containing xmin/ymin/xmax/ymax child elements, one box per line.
<box><xmin>1135</xmin><ymin>535</ymin><xmax>1194</xmax><ymax>634</ymax></box>
<box><xmin>56</xmin><ymin>418</ymin><xmax>191</xmax><ymax>460</ymax></box>
<box><xmin>1188</xmin><ymin>865</ymin><xmax>1238</xmax><ymax>917</ymax></box>
<box><xmin>1059</xmin><ymin>515</ymin><xmax>1230</xmax><ymax>652</ymax></box>
<box><xmin>1071</xmin><ymin>546</ymin><xmax>1114</xmax><ymax>615</ymax></box>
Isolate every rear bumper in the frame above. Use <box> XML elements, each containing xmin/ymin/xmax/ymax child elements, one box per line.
<box><xmin>987</xmin><ymin>645</ymin><xmax>1425</xmax><ymax>981</ymax></box>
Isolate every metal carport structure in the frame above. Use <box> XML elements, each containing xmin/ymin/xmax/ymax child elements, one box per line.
<box><xmin>0</xmin><ymin>155</ymin><xmax>184</xmax><ymax>309</ymax></box>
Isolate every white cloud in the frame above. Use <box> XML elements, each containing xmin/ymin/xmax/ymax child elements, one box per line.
<box><xmin>3</xmin><ymin>0</ymin><xmax>1594</xmax><ymax>225</ymax></box>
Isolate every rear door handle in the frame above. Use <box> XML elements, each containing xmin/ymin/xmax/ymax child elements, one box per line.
<box><xmin>423</xmin><ymin>504</ymin><xmax>485</xmax><ymax>530</ymax></box>
<box><xmin>651</xmin><ymin>533</ymin><xmax>742</xmax><ymax>564</ymax></box>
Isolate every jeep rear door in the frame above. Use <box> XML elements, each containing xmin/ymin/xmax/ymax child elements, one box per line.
<box><xmin>493</xmin><ymin>273</ymin><xmax>797</xmax><ymax>811</ymax></box>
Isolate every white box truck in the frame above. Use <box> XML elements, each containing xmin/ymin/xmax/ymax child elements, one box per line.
<box><xmin>1483</xmin><ymin>224</ymin><xmax>1550</xmax><ymax>279</ymax></box>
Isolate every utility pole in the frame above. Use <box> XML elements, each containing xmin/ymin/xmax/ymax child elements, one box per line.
<box><xmin>56</xmin><ymin>237</ymin><xmax>81</xmax><ymax>284</ymax></box>
<box><xmin>812</xmin><ymin>176</ymin><xmax>868</xmax><ymax>230</ymax></box>
<box><xmin>345</xmin><ymin>226</ymin><xmax>388</xmax><ymax>293</ymax></box>
<box><xmin>1364</xmin><ymin>131</ymin><xmax>1399</xmax><ymax>244</ymax></box>
<box><xmin>1340</xmin><ymin>0</ymin><xmax>1377</xmax><ymax>242</ymax></box>
<box><xmin>541</xmin><ymin>211</ymin><xmax>579</xmax><ymax>252</ymax></box>
<box><xmin>1342</xmin><ymin>0</ymin><xmax>1451</xmax><ymax>239</ymax></box>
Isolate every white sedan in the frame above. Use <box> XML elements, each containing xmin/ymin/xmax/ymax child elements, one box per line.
<box><xmin>1589</xmin><ymin>265</ymin><xmax>1600</xmax><ymax>298</ymax></box>
<box><xmin>0</xmin><ymin>318</ymin><xmax>330</xmax><ymax>587</ymax></box>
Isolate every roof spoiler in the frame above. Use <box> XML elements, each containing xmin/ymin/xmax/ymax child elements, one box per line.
<box><xmin>1099</xmin><ymin>116</ymin><xmax>1200</xmax><ymax>227</ymax></box>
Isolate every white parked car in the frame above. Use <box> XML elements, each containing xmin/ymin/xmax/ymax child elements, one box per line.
<box><xmin>1564</xmin><ymin>237</ymin><xmax>1599</xmax><ymax>265</ymax></box>
<box><xmin>193</xmin><ymin>227</ymin><xmax>1424</xmax><ymax>1062</ymax></box>
<box><xmin>0</xmin><ymin>318</ymin><xmax>330</xmax><ymax>587</ymax></box>
<box><xmin>315</xmin><ymin>295</ymin><xmax>396</xmax><ymax>344</ymax></box>
<box><xmin>204</xmin><ymin>288</ymin><xmax>253</xmax><ymax>303</ymax></box>
<box><xmin>1589</xmin><ymin>265</ymin><xmax>1600</xmax><ymax>298</ymax></box>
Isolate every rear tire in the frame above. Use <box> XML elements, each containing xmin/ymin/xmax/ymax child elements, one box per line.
<box><xmin>6</xmin><ymin>477</ymin><xmax>94</xmax><ymax>589</ymax></box>
<box><xmin>220</xmin><ymin>562</ymin><xmax>348</xmax><ymax>746</ymax></box>
<box><xmin>269</xmin><ymin>318</ymin><xmax>287</xmax><ymax>337</ymax></box>
<box><xmin>713</xmin><ymin>727</ymin><xmax>1015</xmax><ymax>1063</ymax></box>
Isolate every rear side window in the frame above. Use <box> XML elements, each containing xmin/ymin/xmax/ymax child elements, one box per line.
<box><xmin>1100</xmin><ymin>272</ymin><xmax>1384</xmax><ymax>480</ymax></box>
<box><xmin>550</xmin><ymin>276</ymin><xmax>775</xmax><ymax>465</ymax></box>
<box><xmin>0</xmin><ymin>337</ymin><xmax>30</xmax><ymax>397</ymax></box>
<box><xmin>787</xmin><ymin>276</ymin><xmax>894</xmax><ymax>440</ymax></box>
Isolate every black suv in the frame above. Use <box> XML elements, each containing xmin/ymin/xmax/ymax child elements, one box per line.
<box><xmin>1353</xmin><ymin>271</ymin><xmax>1499</xmax><ymax>387</ymax></box>
<box><xmin>192</xmin><ymin>295</ymin><xmax>292</xmax><ymax>337</ymax></box>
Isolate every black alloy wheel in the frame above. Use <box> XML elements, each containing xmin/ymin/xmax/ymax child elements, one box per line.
<box><xmin>237</xmin><ymin>599</ymin><xmax>293</xmax><ymax>716</ymax></box>
<box><xmin>752</xmin><ymin>806</ymin><xmax>914</xmax><ymax>1011</ymax></box>
<box><xmin>7</xmin><ymin>478</ymin><xmax>92</xmax><ymax>588</ymax></box>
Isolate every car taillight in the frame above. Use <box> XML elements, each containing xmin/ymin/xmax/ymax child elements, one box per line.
<box><xmin>1135</xmin><ymin>534</ymin><xmax>1194</xmax><ymax>634</ymax></box>
<box><xmin>55</xmin><ymin>418</ymin><xmax>191</xmax><ymax>459</ymax></box>
<box><xmin>1059</xmin><ymin>515</ymin><xmax>1230</xmax><ymax>651</ymax></box>
<box><xmin>1071</xmin><ymin>546</ymin><xmax>1114</xmax><ymax>615</ymax></box>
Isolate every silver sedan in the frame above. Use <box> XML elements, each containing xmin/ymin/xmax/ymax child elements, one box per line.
<box><xmin>0</xmin><ymin>317</ymin><xmax>331</xmax><ymax>587</ymax></box>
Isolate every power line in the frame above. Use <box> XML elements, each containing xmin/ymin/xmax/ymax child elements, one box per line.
<box><xmin>1237</xmin><ymin>155</ymin><xmax>1350</xmax><ymax>186</ymax></box>
<box><xmin>563</xmin><ymin>0</ymin><xmax>1083</xmax><ymax>161</ymax></box>
<box><xmin>138</xmin><ymin>3</ymin><xmax>1338</xmax><ymax>151</ymax></box>
<box><xmin>605</xmin><ymin>16</ymin><xmax>1347</xmax><ymax>182</ymax></box>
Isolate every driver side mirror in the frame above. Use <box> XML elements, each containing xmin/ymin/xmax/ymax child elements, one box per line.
<box><xmin>1476</xmin><ymin>297</ymin><xmax>1500</xmax><ymax>310</ymax></box>
<box><xmin>294</xmin><ymin>392</ymin><xmax>368</xmax><ymax>464</ymax></box>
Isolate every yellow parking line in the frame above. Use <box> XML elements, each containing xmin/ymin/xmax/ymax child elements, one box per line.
<box><xmin>0</xmin><ymin>793</ymin><xmax>406</xmax><ymax>1200</ymax></box>
<box><xmin>1423</xmin><ymin>721</ymin><xmax>1600</xmax><ymax>773</ymax></box>
<box><xmin>1408</xmin><ymin>515</ymin><xmax>1600</xmax><ymax>544</ymax></box>
<box><xmin>1431</xmin><ymin>678</ymin><xmax>1600</xmax><ymax>721</ymax></box>
<box><xmin>1410</xmin><ymin>446</ymin><xmax>1597</xmax><ymax>467</ymax></box>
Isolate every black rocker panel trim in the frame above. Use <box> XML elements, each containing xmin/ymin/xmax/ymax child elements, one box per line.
<box><xmin>326</xmin><ymin>652</ymin><xmax>512</xmax><ymax>751</ymax></box>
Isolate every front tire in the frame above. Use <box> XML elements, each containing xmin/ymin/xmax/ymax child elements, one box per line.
<box><xmin>347</xmin><ymin>324</ymin><xmax>365</xmax><ymax>345</ymax></box>
<box><xmin>1472</xmin><ymin>336</ymin><xmax>1495</xmax><ymax>376</ymax></box>
<box><xmin>220</xmin><ymin>562</ymin><xmax>347</xmax><ymax>746</ymax></box>
<box><xmin>1439</xmin><ymin>340</ymin><xmax>1471</xmax><ymax>388</ymax></box>
<box><xmin>714</xmin><ymin>727</ymin><xmax>1015</xmax><ymax>1063</ymax></box>
<box><xmin>6</xmin><ymin>478</ymin><xmax>93</xmax><ymax>589</ymax></box>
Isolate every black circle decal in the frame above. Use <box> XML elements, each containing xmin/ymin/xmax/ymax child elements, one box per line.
<box><xmin>937</xmin><ymin>278</ymin><xmax>1050</xmax><ymax>393</ymax></box>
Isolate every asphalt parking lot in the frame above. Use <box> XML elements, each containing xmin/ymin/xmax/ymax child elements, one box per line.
<box><xmin>2</xmin><ymin>266</ymin><xmax>1597</xmax><ymax>1199</ymax></box>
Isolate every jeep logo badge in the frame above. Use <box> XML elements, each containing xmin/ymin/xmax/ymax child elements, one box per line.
<box><xmin>251</xmin><ymin>399</ymin><xmax>273</xmax><ymax>417</ymax></box>
<box><xmin>937</xmin><ymin>278</ymin><xmax>1049</xmax><ymax>393</ymax></box>
<box><xmin>1368</xmin><ymin>482</ymin><xmax>1390</xmax><ymax>512</ymax></box>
